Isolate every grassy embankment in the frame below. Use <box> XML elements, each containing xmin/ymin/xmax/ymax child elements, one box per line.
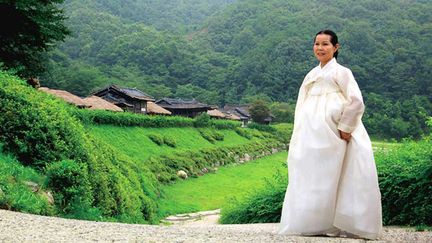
<box><xmin>89</xmin><ymin>125</ymin><xmax>256</xmax><ymax>162</ymax></box>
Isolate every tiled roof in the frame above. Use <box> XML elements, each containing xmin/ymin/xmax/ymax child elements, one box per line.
<box><xmin>156</xmin><ymin>98</ymin><xmax>211</xmax><ymax>109</ymax></box>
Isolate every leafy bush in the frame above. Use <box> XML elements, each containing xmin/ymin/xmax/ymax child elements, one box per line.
<box><xmin>0</xmin><ymin>72</ymin><xmax>159</xmax><ymax>223</ymax></box>
<box><xmin>0</xmin><ymin>73</ymin><xmax>88</xmax><ymax>168</ymax></box>
<box><xmin>194</xmin><ymin>113</ymin><xmax>211</xmax><ymax>127</ymax></box>
<box><xmin>75</xmin><ymin>109</ymin><xmax>241</xmax><ymax>129</ymax></box>
<box><xmin>199</xmin><ymin>129</ymin><xmax>225</xmax><ymax>143</ymax></box>
<box><xmin>235</xmin><ymin>127</ymin><xmax>253</xmax><ymax>139</ymax></box>
<box><xmin>75</xmin><ymin>109</ymin><xmax>194</xmax><ymax>127</ymax></box>
<box><xmin>163</xmin><ymin>135</ymin><xmax>177</xmax><ymax>148</ymax></box>
<box><xmin>148</xmin><ymin>134</ymin><xmax>164</xmax><ymax>146</ymax></box>
<box><xmin>45</xmin><ymin>160</ymin><xmax>94</xmax><ymax>215</ymax></box>
<box><xmin>375</xmin><ymin>137</ymin><xmax>431</xmax><ymax>226</ymax></box>
<box><xmin>247</xmin><ymin>122</ymin><xmax>277</xmax><ymax>133</ymax></box>
<box><xmin>211</xmin><ymin>119</ymin><xmax>241</xmax><ymax>129</ymax></box>
<box><xmin>220</xmin><ymin>172</ymin><xmax>287</xmax><ymax>224</ymax></box>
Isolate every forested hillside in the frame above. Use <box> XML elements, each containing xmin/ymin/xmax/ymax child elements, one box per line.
<box><xmin>40</xmin><ymin>0</ymin><xmax>431</xmax><ymax>139</ymax></box>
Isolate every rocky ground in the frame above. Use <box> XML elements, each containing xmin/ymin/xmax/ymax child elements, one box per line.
<box><xmin>0</xmin><ymin>209</ymin><xmax>431</xmax><ymax>242</ymax></box>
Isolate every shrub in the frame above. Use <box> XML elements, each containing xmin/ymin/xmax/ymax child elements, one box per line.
<box><xmin>248</xmin><ymin>122</ymin><xmax>277</xmax><ymax>133</ymax></box>
<box><xmin>0</xmin><ymin>72</ymin><xmax>88</xmax><ymax>168</ymax></box>
<box><xmin>74</xmin><ymin>109</ymin><xmax>241</xmax><ymax>129</ymax></box>
<box><xmin>220</xmin><ymin>172</ymin><xmax>287</xmax><ymax>224</ymax></box>
<box><xmin>199</xmin><ymin>129</ymin><xmax>225</xmax><ymax>143</ymax></box>
<box><xmin>75</xmin><ymin>109</ymin><xmax>194</xmax><ymax>128</ymax></box>
<box><xmin>235</xmin><ymin>127</ymin><xmax>253</xmax><ymax>139</ymax></box>
<box><xmin>211</xmin><ymin>119</ymin><xmax>241</xmax><ymax>129</ymax></box>
<box><xmin>213</xmin><ymin>131</ymin><xmax>225</xmax><ymax>141</ymax></box>
<box><xmin>148</xmin><ymin>134</ymin><xmax>164</xmax><ymax>146</ymax></box>
<box><xmin>194</xmin><ymin>113</ymin><xmax>211</xmax><ymax>127</ymax></box>
<box><xmin>45</xmin><ymin>160</ymin><xmax>94</xmax><ymax>215</ymax></box>
<box><xmin>376</xmin><ymin>137</ymin><xmax>431</xmax><ymax>226</ymax></box>
<box><xmin>163</xmin><ymin>135</ymin><xmax>177</xmax><ymax>148</ymax></box>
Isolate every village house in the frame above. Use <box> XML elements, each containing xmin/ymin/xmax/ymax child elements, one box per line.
<box><xmin>92</xmin><ymin>84</ymin><xmax>155</xmax><ymax>114</ymax></box>
<box><xmin>222</xmin><ymin>104</ymin><xmax>273</xmax><ymax>126</ymax></box>
<box><xmin>155</xmin><ymin>98</ymin><xmax>212</xmax><ymax>118</ymax></box>
<box><xmin>222</xmin><ymin>105</ymin><xmax>252</xmax><ymax>127</ymax></box>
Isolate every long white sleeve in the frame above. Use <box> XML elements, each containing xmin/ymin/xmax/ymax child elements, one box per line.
<box><xmin>335</xmin><ymin>68</ymin><xmax>365</xmax><ymax>133</ymax></box>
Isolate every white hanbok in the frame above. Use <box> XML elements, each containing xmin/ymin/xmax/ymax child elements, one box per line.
<box><xmin>279</xmin><ymin>58</ymin><xmax>382</xmax><ymax>239</ymax></box>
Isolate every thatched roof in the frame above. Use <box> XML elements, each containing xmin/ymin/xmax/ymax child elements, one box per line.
<box><xmin>39</xmin><ymin>87</ymin><xmax>90</xmax><ymax>108</ymax></box>
<box><xmin>224</xmin><ymin>113</ymin><xmax>241</xmax><ymax>120</ymax></box>
<box><xmin>147</xmin><ymin>102</ymin><xmax>172</xmax><ymax>115</ymax></box>
<box><xmin>83</xmin><ymin>96</ymin><xmax>123</xmax><ymax>112</ymax></box>
<box><xmin>207</xmin><ymin>109</ymin><xmax>226</xmax><ymax>118</ymax></box>
<box><xmin>156</xmin><ymin>98</ymin><xmax>211</xmax><ymax>110</ymax></box>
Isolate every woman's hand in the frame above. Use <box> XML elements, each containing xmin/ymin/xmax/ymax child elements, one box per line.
<box><xmin>339</xmin><ymin>130</ymin><xmax>352</xmax><ymax>142</ymax></box>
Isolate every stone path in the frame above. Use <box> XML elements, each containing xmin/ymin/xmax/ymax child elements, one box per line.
<box><xmin>0</xmin><ymin>209</ymin><xmax>431</xmax><ymax>242</ymax></box>
<box><xmin>161</xmin><ymin>209</ymin><xmax>221</xmax><ymax>226</ymax></box>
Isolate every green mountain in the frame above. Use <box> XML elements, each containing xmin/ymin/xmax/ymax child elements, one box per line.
<box><xmin>41</xmin><ymin>0</ymin><xmax>431</xmax><ymax>139</ymax></box>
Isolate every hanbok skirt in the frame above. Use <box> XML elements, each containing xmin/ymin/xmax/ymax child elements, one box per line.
<box><xmin>278</xmin><ymin>90</ymin><xmax>382</xmax><ymax>239</ymax></box>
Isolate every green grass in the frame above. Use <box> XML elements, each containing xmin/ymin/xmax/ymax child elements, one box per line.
<box><xmin>156</xmin><ymin>151</ymin><xmax>287</xmax><ymax>219</ymax></box>
<box><xmin>88</xmin><ymin>125</ymin><xmax>259</xmax><ymax>162</ymax></box>
<box><xmin>0</xmin><ymin>152</ymin><xmax>52</xmax><ymax>214</ymax></box>
<box><xmin>372</xmin><ymin>140</ymin><xmax>401</xmax><ymax>150</ymax></box>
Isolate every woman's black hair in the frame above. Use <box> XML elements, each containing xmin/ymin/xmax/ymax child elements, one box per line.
<box><xmin>314</xmin><ymin>29</ymin><xmax>339</xmax><ymax>59</ymax></box>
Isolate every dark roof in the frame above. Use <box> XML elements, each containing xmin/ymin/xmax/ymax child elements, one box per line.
<box><xmin>93</xmin><ymin>84</ymin><xmax>155</xmax><ymax>101</ymax></box>
<box><xmin>222</xmin><ymin>105</ymin><xmax>251</xmax><ymax>120</ymax></box>
<box><xmin>156</xmin><ymin>98</ymin><xmax>211</xmax><ymax>109</ymax></box>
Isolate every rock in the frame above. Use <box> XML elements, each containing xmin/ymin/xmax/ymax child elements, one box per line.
<box><xmin>24</xmin><ymin>181</ymin><xmax>40</xmax><ymax>192</ymax></box>
<box><xmin>42</xmin><ymin>191</ymin><xmax>55</xmax><ymax>205</ymax></box>
<box><xmin>176</xmin><ymin>170</ymin><xmax>188</xmax><ymax>179</ymax></box>
<box><xmin>244</xmin><ymin>153</ymin><xmax>251</xmax><ymax>162</ymax></box>
<box><xmin>272</xmin><ymin>148</ymin><xmax>278</xmax><ymax>154</ymax></box>
<box><xmin>201</xmin><ymin>168</ymin><xmax>208</xmax><ymax>173</ymax></box>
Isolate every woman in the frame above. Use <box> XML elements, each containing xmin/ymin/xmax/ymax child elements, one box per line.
<box><xmin>278</xmin><ymin>30</ymin><xmax>382</xmax><ymax>240</ymax></box>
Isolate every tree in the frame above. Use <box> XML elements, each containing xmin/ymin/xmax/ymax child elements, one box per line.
<box><xmin>0</xmin><ymin>0</ymin><xmax>69</xmax><ymax>77</ymax></box>
<box><xmin>249</xmin><ymin>99</ymin><xmax>271</xmax><ymax>124</ymax></box>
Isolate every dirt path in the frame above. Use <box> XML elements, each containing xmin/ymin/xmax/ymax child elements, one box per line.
<box><xmin>0</xmin><ymin>209</ymin><xmax>431</xmax><ymax>242</ymax></box>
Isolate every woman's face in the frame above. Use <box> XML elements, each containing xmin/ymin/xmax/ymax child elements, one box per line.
<box><xmin>313</xmin><ymin>34</ymin><xmax>339</xmax><ymax>66</ymax></box>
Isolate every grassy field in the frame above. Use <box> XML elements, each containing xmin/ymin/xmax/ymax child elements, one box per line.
<box><xmin>156</xmin><ymin>151</ymin><xmax>288</xmax><ymax>218</ymax></box>
<box><xmin>88</xmin><ymin>125</ymin><xmax>263</xmax><ymax>162</ymax></box>
<box><xmin>156</xmin><ymin>138</ymin><xmax>400</xmax><ymax>219</ymax></box>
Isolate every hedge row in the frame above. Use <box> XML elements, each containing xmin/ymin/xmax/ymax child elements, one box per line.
<box><xmin>74</xmin><ymin>109</ymin><xmax>241</xmax><ymax>129</ymax></box>
<box><xmin>0</xmin><ymin>72</ymin><xmax>159</xmax><ymax>223</ymax></box>
<box><xmin>376</xmin><ymin>137</ymin><xmax>431</xmax><ymax>226</ymax></box>
<box><xmin>147</xmin><ymin>139</ymin><xmax>285</xmax><ymax>184</ymax></box>
<box><xmin>220</xmin><ymin>136</ymin><xmax>432</xmax><ymax>226</ymax></box>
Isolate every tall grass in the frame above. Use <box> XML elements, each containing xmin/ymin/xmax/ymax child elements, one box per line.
<box><xmin>0</xmin><ymin>152</ymin><xmax>53</xmax><ymax>215</ymax></box>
